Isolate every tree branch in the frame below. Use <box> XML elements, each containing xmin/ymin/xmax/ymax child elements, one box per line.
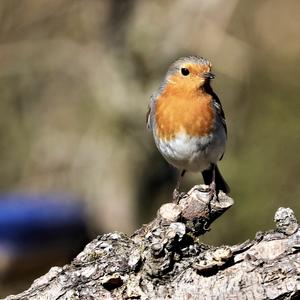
<box><xmin>5</xmin><ymin>185</ymin><xmax>300</xmax><ymax>300</ymax></box>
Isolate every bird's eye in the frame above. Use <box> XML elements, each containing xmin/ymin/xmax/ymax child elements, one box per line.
<box><xmin>181</xmin><ymin>68</ymin><xmax>190</xmax><ymax>76</ymax></box>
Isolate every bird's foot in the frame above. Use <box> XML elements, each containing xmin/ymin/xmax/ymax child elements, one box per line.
<box><xmin>172</xmin><ymin>188</ymin><xmax>180</xmax><ymax>204</ymax></box>
<box><xmin>172</xmin><ymin>189</ymin><xmax>186</xmax><ymax>204</ymax></box>
<box><xmin>209</xmin><ymin>181</ymin><xmax>218</xmax><ymax>203</ymax></box>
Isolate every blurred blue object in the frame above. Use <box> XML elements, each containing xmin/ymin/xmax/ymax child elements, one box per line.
<box><xmin>0</xmin><ymin>193</ymin><xmax>89</xmax><ymax>255</ymax></box>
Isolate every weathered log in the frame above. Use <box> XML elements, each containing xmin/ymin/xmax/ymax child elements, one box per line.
<box><xmin>5</xmin><ymin>185</ymin><xmax>300</xmax><ymax>300</ymax></box>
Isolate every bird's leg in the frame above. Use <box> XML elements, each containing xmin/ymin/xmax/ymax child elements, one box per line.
<box><xmin>172</xmin><ymin>170</ymin><xmax>186</xmax><ymax>203</ymax></box>
<box><xmin>209</xmin><ymin>164</ymin><xmax>216</xmax><ymax>197</ymax></box>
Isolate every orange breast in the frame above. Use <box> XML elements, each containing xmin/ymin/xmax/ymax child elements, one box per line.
<box><xmin>155</xmin><ymin>83</ymin><xmax>214</xmax><ymax>140</ymax></box>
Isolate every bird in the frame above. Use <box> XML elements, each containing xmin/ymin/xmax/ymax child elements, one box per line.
<box><xmin>147</xmin><ymin>56</ymin><xmax>230</xmax><ymax>202</ymax></box>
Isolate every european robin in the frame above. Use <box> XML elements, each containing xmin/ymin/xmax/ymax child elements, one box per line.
<box><xmin>147</xmin><ymin>56</ymin><xmax>230</xmax><ymax>201</ymax></box>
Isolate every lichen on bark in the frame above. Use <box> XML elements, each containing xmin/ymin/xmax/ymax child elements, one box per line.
<box><xmin>5</xmin><ymin>185</ymin><xmax>300</xmax><ymax>300</ymax></box>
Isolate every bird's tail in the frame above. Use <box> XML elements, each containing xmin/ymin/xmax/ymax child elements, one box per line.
<box><xmin>202</xmin><ymin>164</ymin><xmax>230</xmax><ymax>194</ymax></box>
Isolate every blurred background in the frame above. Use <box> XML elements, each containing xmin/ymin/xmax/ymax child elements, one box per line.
<box><xmin>0</xmin><ymin>0</ymin><xmax>299</xmax><ymax>296</ymax></box>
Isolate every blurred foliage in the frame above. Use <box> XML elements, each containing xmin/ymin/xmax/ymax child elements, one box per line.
<box><xmin>0</xmin><ymin>0</ymin><xmax>300</xmax><ymax>294</ymax></box>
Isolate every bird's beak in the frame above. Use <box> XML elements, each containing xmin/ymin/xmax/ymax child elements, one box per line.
<box><xmin>203</xmin><ymin>72</ymin><xmax>215</xmax><ymax>80</ymax></box>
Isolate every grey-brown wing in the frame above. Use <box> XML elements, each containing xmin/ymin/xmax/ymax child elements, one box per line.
<box><xmin>146</xmin><ymin>93</ymin><xmax>158</xmax><ymax>131</ymax></box>
<box><xmin>205</xmin><ymin>83</ymin><xmax>227</xmax><ymax>137</ymax></box>
<box><xmin>146</xmin><ymin>104</ymin><xmax>151</xmax><ymax>130</ymax></box>
<box><xmin>147</xmin><ymin>79</ymin><xmax>168</xmax><ymax>131</ymax></box>
<box><xmin>213</xmin><ymin>96</ymin><xmax>227</xmax><ymax>137</ymax></box>
<box><xmin>211</xmin><ymin>93</ymin><xmax>227</xmax><ymax>161</ymax></box>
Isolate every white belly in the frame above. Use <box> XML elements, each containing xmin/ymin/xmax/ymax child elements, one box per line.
<box><xmin>154</xmin><ymin>129</ymin><xmax>226</xmax><ymax>172</ymax></box>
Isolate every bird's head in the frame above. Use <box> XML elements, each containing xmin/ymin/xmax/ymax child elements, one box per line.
<box><xmin>165</xmin><ymin>56</ymin><xmax>214</xmax><ymax>91</ymax></box>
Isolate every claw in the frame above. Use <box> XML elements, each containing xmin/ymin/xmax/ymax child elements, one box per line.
<box><xmin>172</xmin><ymin>188</ymin><xmax>180</xmax><ymax>204</ymax></box>
<box><xmin>210</xmin><ymin>181</ymin><xmax>216</xmax><ymax>196</ymax></box>
<box><xmin>208</xmin><ymin>181</ymin><xmax>218</xmax><ymax>203</ymax></box>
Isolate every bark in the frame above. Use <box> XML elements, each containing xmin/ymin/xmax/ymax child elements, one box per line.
<box><xmin>5</xmin><ymin>185</ymin><xmax>300</xmax><ymax>300</ymax></box>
